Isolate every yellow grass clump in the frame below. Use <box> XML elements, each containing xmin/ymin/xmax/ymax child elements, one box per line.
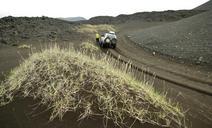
<box><xmin>80</xmin><ymin>41</ymin><xmax>99</xmax><ymax>54</ymax></box>
<box><xmin>18</xmin><ymin>44</ymin><xmax>31</xmax><ymax>49</ymax></box>
<box><xmin>77</xmin><ymin>24</ymin><xmax>116</xmax><ymax>34</ymax></box>
<box><xmin>0</xmin><ymin>45</ymin><xmax>185</xmax><ymax>128</ymax></box>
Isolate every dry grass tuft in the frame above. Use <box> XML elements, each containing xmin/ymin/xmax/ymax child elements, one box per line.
<box><xmin>80</xmin><ymin>41</ymin><xmax>100</xmax><ymax>54</ymax></box>
<box><xmin>77</xmin><ymin>24</ymin><xmax>116</xmax><ymax>34</ymax></box>
<box><xmin>18</xmin><ymin>44</ymin><xmax>31</xmax><ymax>49</ymax></box>
<box><xmin>0</xmin><ymin>45</ymin><xmax>185</xmax><ymax>127</ymax></box>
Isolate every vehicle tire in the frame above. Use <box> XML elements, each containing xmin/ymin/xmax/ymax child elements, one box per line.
<box><xmin>111</xmin><ymin>38</ymin><xmax>117</xmax><ymax>49</ymax></box>
<box><xmin>113</xmin><ymin>43</ymin><xmax>116</xmax><ymax>49</ymax></box>
<box><xmin>110</xmin><ymin>43</ymin><xmax>116</xmax><ymax>49</ymax></box>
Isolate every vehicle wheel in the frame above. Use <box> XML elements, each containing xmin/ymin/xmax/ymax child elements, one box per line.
<box><xmin>113</xmin><ymin>43</ymin><xmax>116</xmax><ymax>49</ymax></box>
<box><xmin>111</xmin><ymin>43</ymin><xmax>116</xmax><ymax>49</ymax></box>
<box><xmin>111</xmin><ymin>38</ymin><xmax>117</xmax><ymax>49</ymax></box>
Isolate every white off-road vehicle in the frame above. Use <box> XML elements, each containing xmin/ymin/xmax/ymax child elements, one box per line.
<box><xmin>99</xmin><ymin>31</ymin><xmax>117</xmax><ymax>48</ymax></box>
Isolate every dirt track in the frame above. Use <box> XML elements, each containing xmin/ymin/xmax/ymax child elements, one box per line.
<box><xmin>105</xmin><ymin>30</ymin><xmax>212</xmax><ymax>127</ymax></box>
<box><xmin>111</xmin><ymin>35</ymin><xmax>212</xmax><ymax>94</ymax></box>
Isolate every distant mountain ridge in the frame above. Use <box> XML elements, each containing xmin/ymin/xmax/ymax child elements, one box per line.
<box><xmin>59</xmin><ymin>17</ymin><xmax>86</xmax><ymax>22</ymax></box>
<box><xmin>83</xmin><ymin>10</ymin><xmax>204</xmax><ymax>24</ymax></box>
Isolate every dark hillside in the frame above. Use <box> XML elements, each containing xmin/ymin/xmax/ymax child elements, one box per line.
<box><xmin>0</xmin><ymin>16</ymin><xmax>80</xmax><ymax>46</ymax></box>
<box><xmin>85</xmin><ymin>10</ymin><xmax>204</xmax><ymax>24</ymax></box>
<box><xmin>194</xmin><ymin>0</ymin><xmax>212</xmax><ymax>10</ymax></box>
<box><xmin>130</xmin><ymin>10</ymin><xmax>212</xmax><ymax>66</ymax></box>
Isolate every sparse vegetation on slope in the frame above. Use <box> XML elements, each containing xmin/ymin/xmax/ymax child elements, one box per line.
<box><xmin>80</xmin><ymin>41</ymin><xmax>100</xmax><ymax>53</ymax></box>
<box><xmin>0</xmin><ymin>45</ymin><xmax>185</xmax><ymax>127</ymax></box>
<box><xmin>77</xmin><ymin>24</ymin><xmax>116</xmax><ymax>34</ymax></box>
<box><xmin>18</xmin><ymin>44</ymin><xmax>31</xmax><ymax>49</ymax></box>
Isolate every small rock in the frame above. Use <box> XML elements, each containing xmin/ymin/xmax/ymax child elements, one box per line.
<box><xmin>152</xmin><ymin>52</ymin><xmax>156</xmax><ymax>56</ymax></box>
<box><xmin>198</xmin><ymin>56</ymin><xmax>203</xmax><ymax>62</ymax></box>
<box><xmin>50</xmin><ymin>31</ymin><xmax>57</xmax><ymax>35</ymax></box>
<box><xmin>21</xmin><ymin>33</ymin><xmax>30</xmax><ymax>39</ymax></box>
<box><xmin>196</xmin><ymin>56</ymin><xmax>203</xmax><ymax>65</ymax></box>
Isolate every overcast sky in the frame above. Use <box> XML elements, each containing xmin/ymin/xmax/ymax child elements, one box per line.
<box><xmin>0</xmin><ymin>0</ymin><xmax>209</xmax><ymax>19</ymax></box>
